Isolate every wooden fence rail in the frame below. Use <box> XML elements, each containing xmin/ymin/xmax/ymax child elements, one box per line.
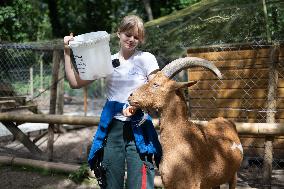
<box><xmin>1</xmin><ymin>113</ymin><xmax>284</xmax><ymax>135</ymax></box>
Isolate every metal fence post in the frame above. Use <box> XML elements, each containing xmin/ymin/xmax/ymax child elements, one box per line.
<box><xmin>29</xmin><ymin>66</ymin><xmax>33</xmax><ymax>99</ymax></box>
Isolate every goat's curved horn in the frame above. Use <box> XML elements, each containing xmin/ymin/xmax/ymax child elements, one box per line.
<box><xmin>161</xmin><ymin>57</ymin><xmax>222</xmax><ymax>79</ymax></box>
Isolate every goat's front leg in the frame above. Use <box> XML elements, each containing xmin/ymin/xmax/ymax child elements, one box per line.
<box><xmin>212</xmin><ymin>186</ymin><xmax>220</xmax><ymax>189</ymax></box>
<box><xmin>228</xmin><ymin>172</ymin><xmax>237</xmax><ymax>189</ymax></box>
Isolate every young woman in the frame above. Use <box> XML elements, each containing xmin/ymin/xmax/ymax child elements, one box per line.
<box><xmin>63</xmin><ymin>15</ymin><xmax>161</xmax><ymax>189</ymax></box>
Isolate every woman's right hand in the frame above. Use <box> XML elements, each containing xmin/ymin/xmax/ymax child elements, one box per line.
<box><xmin>122</xmin><ymin>105</ymin><xmax>137</xmax><ymax>117</ymax></box>
<box><xmin>64</xmin><ymin>33</ymin><xmax>74</xmax><ymax>47</ymax></box>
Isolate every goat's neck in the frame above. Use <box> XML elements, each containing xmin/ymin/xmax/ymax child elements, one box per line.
<box><xmin>160</xmin><ymin>91</ymin><xmax>188</xmax><ymax>131</ymax></box>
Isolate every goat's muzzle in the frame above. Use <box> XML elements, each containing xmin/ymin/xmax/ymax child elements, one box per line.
<box><xmin>128</xmin><ymin>95</ymin><xmax>140</xmax><ymax>107</ymax></box>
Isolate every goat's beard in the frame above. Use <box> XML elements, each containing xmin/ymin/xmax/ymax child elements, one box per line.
<box><xmin>128</xmin><ymin>98</ymin><xmax>160</xmax><ymax>118</ymax></box>
<box><xmin>141</xmin><ymin>107</ymin><xmax>160</xmax><ymax>119</ymax></box>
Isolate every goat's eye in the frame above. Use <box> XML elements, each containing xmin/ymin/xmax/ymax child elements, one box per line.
<box><xmin>152</xmin><ymin>83</ymin><xmax>160</xmax><ymax>88</ymax></box>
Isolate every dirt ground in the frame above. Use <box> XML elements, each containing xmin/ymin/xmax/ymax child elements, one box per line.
<box><xmin>0</xmin><ymin>165</ymin><xmax>99</xmax><ymax>189</ymax></box>
<box><xmin>0</xmin><ymin>126</ymin><xmax>101</xmax><ymax>189</ymax></box>
<box><xmin>1</xmin><ymin>125</ymin><xmax>284</xmax><ymax>189</ymax></box>
<box><xmin>1</xmin><ymin>98</ymin><xmax>284</xmax><ymax>189</ymax></box>
<box><xmin>0</xmin><ymin>97</ymin><xmax>105</xmax><ymax>189</ymax></box>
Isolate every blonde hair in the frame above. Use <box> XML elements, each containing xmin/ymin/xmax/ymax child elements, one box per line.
<box><xmin>118</xmin><ymin>15</ymin><xmax>145</xmax><ymax>43</ymax></box>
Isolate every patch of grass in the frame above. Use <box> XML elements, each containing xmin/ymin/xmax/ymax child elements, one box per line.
<box><xmin>68</xmin><ymin>163</ymin><xmax>89</xmax><ymax>184</ymax></box>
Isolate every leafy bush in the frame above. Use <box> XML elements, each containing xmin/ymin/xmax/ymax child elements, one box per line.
<box><xmin>68</xmin><ymin>163</ymin><xmax>89</xmax><ymax>184</ymax></box>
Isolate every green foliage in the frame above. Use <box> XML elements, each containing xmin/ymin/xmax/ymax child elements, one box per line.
<box><xmin>0</xmin><ymin>0</ymin><xmax>203</xmax><ymax>42</ymax></box>
<box><xmin>0</xmin><ymin>0</ymin><xmax>52</xmax><ymax>42</ymax></box>
<box><xmin>152</xmin><ymin>0</ymin><xmax>201</xmax><ymax>17</ymax></box>
<box><xmin>266</xmin><ymin>0</ymin><xmax>284</xmax><ymax>40</ymax></box>
<box><xmin>12</xmin><ymin>82</ymin><xmax>29</xmax><ymax>95</ymax></box>
<box><xmin>56</xmin><ymin>0</ymin><xmax>147</xmax><ymax>35</ymax></box>
<box><xmin>2</xmin><ymin>0</ymin><xmax>283</xmax><ymax>46</ymax></box>
<box><xmin>12</xmin><ymin>74</ymin><xmax>52</xmax><ymax>96</ymax></box>
<box><xmin>68</xmin><ymin>163</ymin><xmax>89</xmax><ymax>184</ymax></box>
<box><xmin>140</xmin><ymin>0</ymin><xmax>284</xmax><ymax>65</ymax></box>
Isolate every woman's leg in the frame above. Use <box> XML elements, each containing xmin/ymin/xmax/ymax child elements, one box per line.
<box><xmin>102</xmin><ymin>119</ymin><xmax>126</xmax><ymax>189</ymax></box>
<box><xmin>124</xmin><ymin>123</ymin><xmax>155</xmax><ymax>189</ymax></box>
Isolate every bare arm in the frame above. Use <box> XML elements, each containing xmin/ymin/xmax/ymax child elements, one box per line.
<box><xmin>63</xmin><ymin>35</ymin><xmax>93</xmax><ymax>89</ymax></box>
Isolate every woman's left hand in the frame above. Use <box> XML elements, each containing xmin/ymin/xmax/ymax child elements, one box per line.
<box><xmin>122</xmin><ymin>105</ymin><xmax>137</xmax><ymax>117</ymax></box>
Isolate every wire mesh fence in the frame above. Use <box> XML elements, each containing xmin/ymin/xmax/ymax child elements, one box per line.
<box><xmin>187</xmin><ymin>42</ymin><xmax>284</xmax><ymax>123</ymax></box>
<box><xmin>1</xmin><ymin>40</ymin><xmax>284</xmax><ymax>188</ymax></box>
<box><xmin>0</xmin><ymin>41</ymin><xmax>106</xmax><ymax>113</ymax></box>
<box><xmin>0</xmin><ymin>43</ymin><xmax>54</xmax><ymax>110</ymax></box>
<box><xmin>186</xmin><ymin>42</ymin><xmax>284</xmax><ymax>188</ymax></box>
<box><xmin>0</xmin><ymin>0</ymin><xmax>284</xmax><ymax>188</ymax></box>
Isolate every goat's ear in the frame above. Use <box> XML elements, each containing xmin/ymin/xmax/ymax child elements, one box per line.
<box><xmin>174</xmin><ymin>81</ymin><xmax>198</xmax><ymax>90</ymax></box>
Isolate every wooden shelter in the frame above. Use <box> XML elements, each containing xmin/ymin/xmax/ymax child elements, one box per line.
<box><xmin>187</xmin><ymin>43</ymin><xmax>284</xmax><ymax>186</ymax></box>
<box><xmin>187</xmin><ymin>43</ymin><xmax>284</xmax><ymax>123</ymax></box>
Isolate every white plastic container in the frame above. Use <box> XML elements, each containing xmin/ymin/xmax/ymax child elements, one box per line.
<box><xmin>68</xmin><ymin>31</ymin><xmax>113</xmax><ymax>80</ymax></box>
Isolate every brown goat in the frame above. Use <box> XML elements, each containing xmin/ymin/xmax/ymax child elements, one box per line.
<box><xmin>128</xmin><ymin>57</ymin><xmax>243</xmax><ymax>189</ymax></box>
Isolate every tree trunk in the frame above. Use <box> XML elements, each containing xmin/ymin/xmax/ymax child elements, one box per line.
<box><xmin>48</xmin><ymin>0</ymin><xmax>62</xmax><ymax>37</ymax></box>
<box><xmin>142</xmin><ymin>0</ymin><xmax>153</xmax><ymax>21</ymax></box>
<box><xmin>263</xmin><ymin>44</ymin><xmax>279</xmax><ymax>189</ymax></box>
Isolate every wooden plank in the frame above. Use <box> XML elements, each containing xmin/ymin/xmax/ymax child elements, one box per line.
<box><xmin>189</xmin><ymin>89</ymin><xmax>264</xmax><ymax>99</ymax></box>
<box><xmin>237</xmin><ymin>122</ymin><xmax>284</xmax><ymax>136</ymax></box>
<box><xmin>189</xmin><ymin>79</ymin><xmax>284</xmax><ymax>90</ymax></box>
<box><xmin>0</xmin><ymin>113</ymin><xmax>100</xmax><ymax>125</ymax></box>
<box><xmin>187</xmin><ymin>48</ymin><xmax>271</xmax><ymax>61</ymax></box>
<box><xmin>276</xmin><ymin>97</ymin><xmax>284</xmax><ymax>109</ymax></box>
<box><xmin>276</xmin><ymin>119</ymin><xmax>284</xmax><ymax>123</ymax></box>
<box><xmin>276</xmin><ymin>111</ymin><xmax>284</xmax><ymax>119</ymax></box>
<box><xmin>240</xmin><ymin>137</ymin><xmax>284</xmax><ymax>149</ymax></box>
<box><xmin>185</xmin><ymin>58</ymin><xmax>284</xmax><ymax>72</ymax></box>
<box><xmin>190</xmin><ymin>108</ymin><xmax>267</xmax><ymax>119</ymax></box>
<box><xmin>188</xmin><ymin>68</ymin><xmax>269</xmax><ymax>80</ymax></box>
<box><xmin>211</xmin><ymin>57</ymin><xmax>284</xmax><ymax>68</ymax></box>
<box><xmin>0</xmin><ymin>105</ymin><xmax>38</xmax><ymax>113</ymax></box>
<box><xmin>213</xmin><ymin>58</ymin><xmax>269</xmax><ymax>68</ymax></box>
<box><xmin>188</xmin><ymin>88</ymin><xmax>284</xmax><ymax>98</ymax></box>
<box><xmin>190</xmin><ymin>98</ymin><xmax>284</xmax><ymax>109</ymax></box>
<box><xmin>187</xmin><ymin>47</ymin><xmax>284</xmax><ymax>61</ymax></box>
<box><xmin>187</xmin><ymin>43</ymin><xmax>284</xmax><ymax>54</ymax></box>
<box><xmin>0</xmin><ymin>96</ymin><xmax>26</xmax><ymax>104</ymax></box>
<box><xmin>0</xmin><ymin>100</ymin><xmax>16</xmax><ymax>104</ymax></box>
<box><xmin>240</xmin><ymin>148</ymin><xmax>284</xmax><ymax>159</ymax></box>
<box><xmin>189</xmin><ymin>99</ymin><xmax>269</xmax><ymax>109</ymax></box>
<box><xmin>190</xmin><ymin>114</ymin><xmax>261</xmax><ymax>123</ymax></box>
<box><xmin>1</xmin><ymin>121</ymin><xmax>43</xmax><ymax>156</ymax></box>
<box><xmin>190</xmin><ymin>108</ymin><xmax>284</xmax><ymax>120</ymax></box>
<box><xmin>194</xmin><ymin>120</ymin><xmax>284</xmax><ymax>135</ymax></box>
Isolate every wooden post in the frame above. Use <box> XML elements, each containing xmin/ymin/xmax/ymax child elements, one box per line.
<box><xmin>55</xmin><ymin>55</ymin><xmax>66</xmax><ymax>133</ymax></box>
<box><xmin>47</xmin><ymin>50</ymin><xmax>61</xmax><ymax>161</ymax></box>
<box><xmin>84</xmin><ymin>86</ymin><xmax>88</xmax><ymax>116</ymax></box>
<box><xmin>263</xmin><ymin>44</ymin><xmax>279</xmax><ymax>188</ymax></box>
<box><xmin>2</xmin><ymin>121</ymin><xmax>43</xmax><ymax>156</ymax></box>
